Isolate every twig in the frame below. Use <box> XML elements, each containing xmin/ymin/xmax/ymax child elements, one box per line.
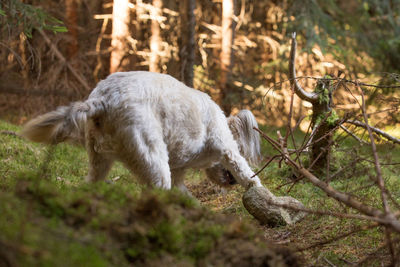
<box><xmin>251</xmin><ymin>155</ymin><xmax>281</xmax><ymax>178</ymax></box>
<box><xmin>37</xmin><ymin>29</ymin><xmax>91</xmax><ymax>93</ymax></box>
<box><xmin>275</xmin><ymin>175</ymin><xmax>303</xmax><ymax>190</ymax></box>
<box><xmin>292</xmin><ymin>75</ymin><xmax>400</xmax><ymax>89</ymax></box>
<box><xmin>0</xmin><ymin>84</ymin><xmax>77</xmax><ymax>98</ymax></box>
<box><xmin>261</xmin><ymin>193</ymin><xmax>391</xmax><ymax>224</ymax></box>
<box><xmin>323</xmin><ymin>257</ymin><xmax>337</xmax><ymax>267</ymax></box>
<box><xmin>295</xmin><ymin>111</ymin><xmax>338</xmax><ymax>159</ymax></box>
<box><xmin>327</xmin><ymin>158</ymin><xmax>361</xmax><ymax>183</ymax></box>
<box><xmin>346</xmin><ymin>120</ymin><xmax>400</xmax><ymax>145</ymax></box>
<box><xmin>339</xmin><ymin>125</ymin><xmax>370</xmax><ymax>145</ymax></box>
<box><xmin>358</xmin><ymin>84</ymin><xmax>396</xmax><ymax>263</ymax></box>
<box><xmin>0</xmin><ymin>130</ymin><xmax>18</xmax><ymax>137</ymax></box>
<box><xmin>326</xmin><ymin>132</ymin><xmax>332</xmax><ymax>180</ymax></box>
<box><xmin>356</xmin><ymin>238</ymin><xmax>400</xmax><ymax>265</ymax></box>
<box><xmin>277</xmin><ymin>131</ymin><xmax>289</xmax><ymax>163</ymax></box>
<box><xmin>255</xmin><ymin>127</ymin><xmax>400</xmax><ymax>233</ymax></box>
<box><xmin>296</xmin><ymin>223</ymin><xmax>379</xmax><ymax>252</ymax></box>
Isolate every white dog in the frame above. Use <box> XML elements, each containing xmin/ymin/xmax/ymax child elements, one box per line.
<box><xmin>21</xmin><ymin>71</ymin><xmax>263</xmax><ymax>193</ymax></box>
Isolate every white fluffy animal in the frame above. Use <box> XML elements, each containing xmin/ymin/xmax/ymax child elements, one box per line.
<box><xmin>21</xmin><ymin>71</ymin><xmax>263</xmax><ymax>193</ymax></box>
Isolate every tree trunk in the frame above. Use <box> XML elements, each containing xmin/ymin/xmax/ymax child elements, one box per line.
<box><xmin>110</xmin><ymin>0</ymin><xmax>131</xmax><ymax>73</ymax></box>
<box><xmin>219</xmin><ymin>0</ymin><xmax>235</xmax><ymax>115</ymax></box>
<box><xmin>309</xmin><ymin>80</ymin><xmax>335</xmax><ymax>172</ymax></box>
<box><xmin>65</xmin><ymin>0</ymin><xmax>79</xmax><ymax>60</ymax></box>
<box><xmin>289</xmin><ymin>33</ymin><xmax>335</xmax><ymax>172</ymax></box>
<box><xmin>149</xmin><ymin>0</ymin><xmax>162</xmax><ymax>73</ymax></box>
<box><xmin>179</xmin><ymin>0</ymin><xmax>196</xmax><ymax>87</ymax></box>
<box><xmin>310</xmin><ymin>106</ymin><xmax>333</xmax><ymax>172</ymax></box>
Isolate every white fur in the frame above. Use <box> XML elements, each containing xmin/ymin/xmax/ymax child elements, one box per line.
<box><xmin>22</xmin><ymin>71</ymin><xmax>263</xmax><ymax>192</ymax></box>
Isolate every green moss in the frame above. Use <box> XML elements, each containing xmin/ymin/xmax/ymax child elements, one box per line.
<box><xmin>314</xmin><ymin>75</ymin><xmax>332</xmax><ymax>104</ymax></box>
<box><xmin>314</xmin><ymin>110</ymin><xmax>339</xmax><ymax>127</ymax></box>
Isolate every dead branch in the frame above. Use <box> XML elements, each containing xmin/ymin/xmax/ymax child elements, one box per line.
<box><xmin>327</xmin><ymin>158</ymin><xmax>362</xmax><ymax>183</ymax></box>
<box><xmin>346</xmin><ymin>119</ymin><xmax>400</xmax><ymax>145</ymax></box>
<box><xmin>289</xmin><ymin>33</ymin><xmax>318</xmax><ymax>103</ymax></box>
<box><xmin>37</xmin><ymin>29</ymin><xmax>91</xmax><ymax>93</ymax></box>
<box><xmin>288</xmin><ymin>75</ymin><xmax>400</xmax><ymax>89</ymax></box>
<box><xmin>261</xmin><ymin>196</ymin><xmax>390</xmax><ymax>224</ymax></box>
<box><xmin>277</xmin><ymin>130</ymin><xmax>289</xmax><ymax>163</ymax></box>
<box><xmin>339</xmin><ymin>125</ymin><xmax>370</xmax><ymax>145</ymax></box>
<box><xmin>254</xmin><ymin>127</ymin><xmax>400</xmax><ymax>233</ymax></box>
<box><xmin>359</xmin><ymin>86</ymin><xmax>395</xmax><ymax>263</ymax></box>
<box><xmin>0</xmin><ymin>85</ymin><xmax>76</xmax><ymax>98</ymax></box>
<box><xmin>252</xmin><ymin>155</ymin><xmax>281</xmax><ymax>178</ymax></box>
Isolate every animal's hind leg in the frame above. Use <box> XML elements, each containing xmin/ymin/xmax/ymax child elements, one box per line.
<box><xmin>120</xmin><ymin>119</ymin><xmax>172</xmax><ymax>190</ymax></box>
<box><xmin>220</xmin><ymin>148</ymin><xmax>262</xmax><ymax>189</ymax></box>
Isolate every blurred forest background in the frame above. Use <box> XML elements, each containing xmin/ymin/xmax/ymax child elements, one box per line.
<box><xmin>1</xmin><ymin>0</ymin><xmax>399</xmax><ymax>127</ymax></box>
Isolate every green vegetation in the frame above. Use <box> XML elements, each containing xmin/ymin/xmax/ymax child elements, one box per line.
<box><xmin>0</xmin><ymin>120</ymin><xmax>297</xmax><ymax>266</ymax></box>
<box><xmin>1</xmin><ymin>119</ymin><xmax>400</xmax><ymax>265</ymax></box>
<box><xmin>0</xmin><ymin>0</ymin><xmax>67</xmax><ymax>38</ymax></box>
<box><xmin>287</xmin><ymin>0</ymin><xmax>400</xmax><ymax>74</ymax></box>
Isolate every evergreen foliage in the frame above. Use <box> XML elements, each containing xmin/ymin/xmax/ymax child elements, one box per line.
<box><xmin>0</xmin><ymin>0</ymin><xmax>67</xmax><ymax>38</ymax></box>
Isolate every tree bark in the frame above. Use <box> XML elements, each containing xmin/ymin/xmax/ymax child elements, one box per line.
<box><xmin>310</xmin><ymin>102</ymin><xmax>334</xmax><ymax>171</ymax></box>
<box><xmin>110</xmin><ymin>0</ymin><xmax>131</xmax><ymax>73</ymax></box>
<box><xmin>149</xmin><ymin>0</ymin><xmax>162</xmax><ymax>73</ymax></box>
<box><xmin>179</xmin><ymin>0</ymin><xmax>196</xmax><ymax>87</ymax></box>
<box><xmin>65</xmin><ymin>0</ymin><xmax>79</xmax><ymax>60</ymax></box>
<box><xmin>219</xmin><ymin>0</ymin><xmax>235</xmax><ymax>115</ymax></box>
<box><xmin>289</xmin><ymin>33</ymin><xmax>334</xmax><ymax>171</ymax></box>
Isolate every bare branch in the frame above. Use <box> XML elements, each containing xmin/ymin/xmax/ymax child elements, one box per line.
<box><xmin>339</xmin><ymin>125</ymin><xmax>370</xmax><ymax>145</ymax></box>
<box><xmin>37</xmin><ymin>29</ymin><xmax>91</xmax><ymax>93</ymax></box>
<box><xmin>358</xmin><ymin>86</ymin><xmax>396</xmax><ymax>263</ymax></box>
<box><xmin>254</xmin><ymin>127</ymin><xmax>400</xmax><ymax>233</ymax></box>
<box><xmin>263</xmin><ymin>196</ymin><xmax>390</xmax><ymax>224</ymax></box>
<box><xmin>346</xmin><ymin>120</ymin><xmax>400</xmax><ymax>145</ymax></box>
<box><xmin>289</xmin><ymin>32</ymin><xmax>318</xmax><ymax>103</ymax></box>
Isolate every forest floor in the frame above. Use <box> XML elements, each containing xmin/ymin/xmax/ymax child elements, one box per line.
<box><xmin>1</xmin><ymin>120</ymin><xmax>400</xmax><ymax>266</ymax></box>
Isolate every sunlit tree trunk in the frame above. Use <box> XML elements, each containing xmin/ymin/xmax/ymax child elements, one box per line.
<box><xmin>179</xmin><ymin>0</ymin><xmax>196</xmax><ymax>87</ymax></box>
<box><xmin>110</xmin><ymin>0</ymin><xmax>131</xmax><ymax>73</ymax></box>
<box><xmin>219</xmin><ymin>0</ymin><xmax>235</xmax><ymax>115</ymax></box>
<box><xmin>66</xmin><ymin>0</ymin><xmax>79</xmax><ymax>59</ymax></box>
<box><xmin>149</xmin><ymin>0</ymin><xmax>162</xmax><ymax>72</ymax></box>
<box><xmin>19</xmin><ymin>33</ymin><xmax>29</xmax><ymax>87</ymax></box>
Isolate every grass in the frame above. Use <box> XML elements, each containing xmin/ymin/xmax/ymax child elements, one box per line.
<box><xmin>0</xmin><ymin>120</ymin><xmax>298</xmax><ymax>266</ymax></box>
<box><xmin>1</xmin><ymin>119</ymin><xmax>400</xmax><ymax>266</ymax></box>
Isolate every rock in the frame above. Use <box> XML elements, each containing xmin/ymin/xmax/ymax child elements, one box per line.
<box><xmin>243</xmin><ymin>186</ymin><xmax>306</xmax><ymax>227</ymax></box>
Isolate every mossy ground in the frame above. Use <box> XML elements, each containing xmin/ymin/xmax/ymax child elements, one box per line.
<box><xmin>1</xmin><ymin>120</ymin><xmax>399</xmax><ymax>266</ymax></box>
<box><xmin>0</xmin><ymin>121</ymin><xmax>298</xmax><ymax>267</ymax></box>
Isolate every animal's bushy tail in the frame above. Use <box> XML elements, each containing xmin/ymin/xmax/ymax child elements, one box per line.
<box><xmin>21</xmin><ymin>99</ymin><xmax>105</xmax><ymax>145</ymax></box>
<box><xmin>228</xmin><ymin>110</ymin><xmax>261</xmax><ymax>166</ymax></box>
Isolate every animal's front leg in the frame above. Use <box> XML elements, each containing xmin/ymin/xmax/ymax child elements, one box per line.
<box><xmin>171</xmin><ymin>168</ymin><xmax>193</xmax><ymax>197</ymax></box>
<box><xmin>220</xmin><ymin>149</ymin><xmax>263</xmax><ymax>189</ymax></box>
<box><xmin>86</xmin><ymin>148</ymin><xmax>114</xmax><ymax>182</ymax></box>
